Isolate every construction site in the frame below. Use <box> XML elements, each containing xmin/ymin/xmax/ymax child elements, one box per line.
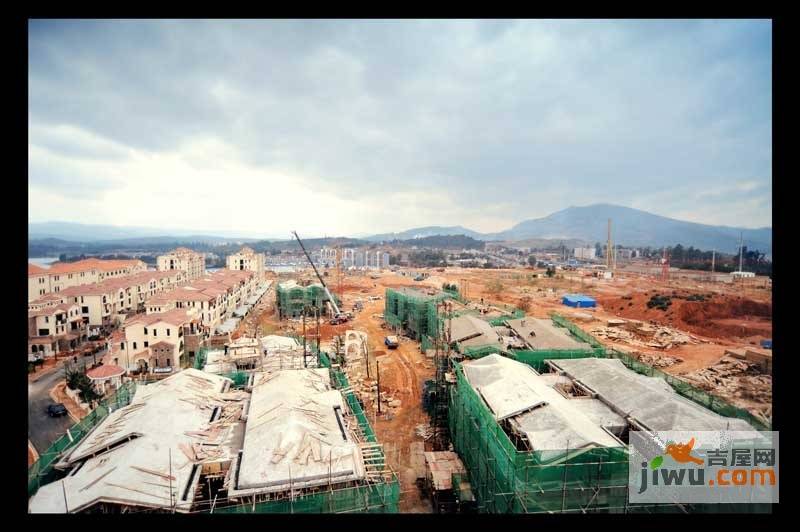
<box><xmin>28</xmin><ymin>230</ymin><xmax>773</xmax><ymax>514</ymax></box>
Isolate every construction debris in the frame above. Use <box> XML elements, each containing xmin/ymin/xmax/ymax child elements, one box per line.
<box><xmin>637</xmin><ymin>353</ymin><xmax>684</xmax><ymax>368</ymax></box>
<box><xmin>590</xmin><ymin>322</ymin><xmax>699</xmax><ymax>350</ymax></box>
<box><xmin>415</xmin><ymin>424</ymin><xmax>434</xmax><ymax>440</ymax></box>
<box><xmin>683</xmin><ymin>357</ymin><xmax>772</xmax><ymax>413</ymax></box>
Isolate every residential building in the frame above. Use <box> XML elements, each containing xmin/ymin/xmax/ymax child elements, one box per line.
<box><xmin>57</xmin><ymin>270</ymin><xmax>186</xmax><ymax>328</ymax></box>
<box><xmin>157</xmin><ymin>247</ymin><xmax>206</xmax><ymax>280</ymax></box>
<box><xmin>28</xmin><ymin>302</ymin><xmax>87</xmax><ymax>360</ymax></box>
<box><xmin>573</xmin><ymin>247</ymin><xmax>596</xmax><ymax>260</ymax></box>
<box><xmin>226</xmin><ymin>247</ymin><xmax>266</xmax><ymax>278</ymax></box>
<box><xmin>110</xmin><ymin>308</ymin><xmax>200</xmax><ymax>374</ymax></box>
<box><xmin>27</xmin><ymin>258</ymin><xmax>147</xmax><ymax>302</ymax></box>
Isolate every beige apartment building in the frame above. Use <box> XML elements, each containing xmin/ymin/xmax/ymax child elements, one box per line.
<box><xmin>108</xmin><ymin>308</ymin><xmax>200</xmax><ymax>374</ymax></box>
<box><xmin>32</xmin><ymin>270</ymin><xmax>186</xmax><ymax>330</ymax></box>
<box><xmin>28</xmin><ymin>302</ymin><xmax>87</xmax><ymax>360</ymax></box>
<box><xmin>227</xmin><ymin>247</ymin><xmax>265</xmax><ymax>278</ymax></box>
<box><xmin>28</xmin><ymin>258</ymin><xmax>147</xmax><ymax>302</ymax></box>
<box><xmin>144</xmin><ymin>269</ymin><xmax>257</xmax><ymax>331</ymax></box>
<box><xmin>157</xmin><ymin>247</ymin><xmax>206</xmax><ymax>280</ymax></box>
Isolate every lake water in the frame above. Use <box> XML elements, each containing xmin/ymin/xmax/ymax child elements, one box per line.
<box><xmin>29</xmin><ymin>257</ymin><xmax>59</xmax><ymax>267</ymax></box>
<box><xmin>268</xmin><ymin>265</ymin><xmax>299</xmax><ymax>273</ymax></box>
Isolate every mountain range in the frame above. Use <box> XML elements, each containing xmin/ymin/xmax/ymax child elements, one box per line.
<box><xmin>29</xmin><ymin>204</ymin><xmax>772</xmax><ymax>255</ymax></box>
<box><xmin>364</xmin><ymin>204</ymin><xmax>772</xmax><ymax>255</ymax></box>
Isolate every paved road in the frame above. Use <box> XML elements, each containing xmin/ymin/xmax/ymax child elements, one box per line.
<box><xmin>28</xmin><ymin>352</ymin><xmax>99</xmax><ymax>455</ymax></box>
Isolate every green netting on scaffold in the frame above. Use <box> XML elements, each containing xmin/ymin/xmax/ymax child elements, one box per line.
<box><xmin>28</xmin><ymin>380</ymin><xmax>137</xmax><ymax>498</ymax></box>
<box><xmin>383</xmin><ymin>288</ymin><xmax>453</xmax><ymax>341</ymax></box>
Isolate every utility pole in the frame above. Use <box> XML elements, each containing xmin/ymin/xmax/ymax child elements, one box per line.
<box><xmin>376</xmin><ymin>360</ymin><xmax>381</xmax><ymax>415</ymax></box>
<box><xmin>739</xmin><ymin>232</ymin><xmax>744</xmax><ymax>272</ymax></box>
<box><xmin>607</xmin><ymin>219</ymin><xmax>612</xmax><ymax>270</ymax></box>
<box><xmin>363</xmin><ymin>336</ymin><xmax>370</xmax><ymax>379</ymax></box>
<box><xmin>302</xmin><ymin>307</ymin><xmax>307</xmax><ymax>367</ymax></box>
<box><xmin>711</xmin><ymin>249</ymin><xmax>716</xmax><ymax>279</ymax></box>
<box><xmin>314</xmin><ymin>307</ymin><xmax>320</xmax><ymax>353</ymax></box>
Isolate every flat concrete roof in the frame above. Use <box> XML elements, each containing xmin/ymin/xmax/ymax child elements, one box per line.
<box><xmin>230</xmin><ymin>369</ymin><xmax>365</xmax><ymax>496</ymax></box>
<box><xmin>551</xmin><ymin>358</ymin><xmax>757</xmax><ymax>432</ymax></box>
<box><xmin>506</xmin><ymin>317</ymin><xmax>591</xmax><ymax>350</ymax></box>
<box><xmin>450</xmin><ymin>314</ymin><xmax>503</xmax><ymax>350</ymax></box>
<box><xmin>462</xmin><ymin>354</ymin><xmax>621</xmax><ymax>460</ymax></box>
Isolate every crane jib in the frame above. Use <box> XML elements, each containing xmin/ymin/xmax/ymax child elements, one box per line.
<box><xmin>292</xmin><ymin>231</ymin><xmax>342</xmax><ymax>316</ymax></box>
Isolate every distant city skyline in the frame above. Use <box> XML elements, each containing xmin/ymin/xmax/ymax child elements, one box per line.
<box><xmin>29</xmin><ymin>19</ymin><xmax>772</xmax><ymax>235</ymax></box>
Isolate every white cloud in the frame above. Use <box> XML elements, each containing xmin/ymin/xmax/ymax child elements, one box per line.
<box><xmin>28</xmin><ymin>20</ymin><xmax>772</xmax><ymax>234</ymax></box>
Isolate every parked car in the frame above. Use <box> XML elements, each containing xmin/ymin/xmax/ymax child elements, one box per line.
<box><xmin>384</xmin><ymin>336</ymin><xmax>399</xmax><ymax>349</ymax></box>
<box><xmin>47</xmin><ymin>403</ymin><xmax>68</xmax><ymax>417</ymax></box>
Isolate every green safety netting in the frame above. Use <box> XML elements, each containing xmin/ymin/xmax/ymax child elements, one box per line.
<box><xmin>446</xmin><ymin>314</ymin><xmax>772</xmax><ymax>513</ymax></box>
<box><xmin>276</xmin><ymin>283</ymin><xmax>340</xmax><ymax>319</ymax></box>
<box><xmin>28</xmin><ymin>380</ymin><xmax>137</xmax><ymax>498</ymax></box>
<box><xmin>604</xmin><ymin>348</ymin><xmax>771</xmax><ymax>431</ymax></box>
<box><xmin>383</xmin><ymin>288</ymin><xmax>452</xmax><ymax>342</ymax></box>
<box><xmin>211</xmin><ymin>349</ymin><xmax>400</xmax><ymax>513</ymax></box>
<box><xmin>447</xmin><ymin>359</ymin><xmax>768</xmax><ymax>514</ymax></box>
<box><xmin>448</xmin><ymin>360</ymin><xmax>632</xmax><ymax>513</ymax></box>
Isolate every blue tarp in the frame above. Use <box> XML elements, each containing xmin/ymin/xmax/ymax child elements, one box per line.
<box><xmin>761</xmin><ymin>339</ymin><xmax>772</xmax><ymax>349</ymax></box>
<box><xmin>562</xmin><ymin>294</ymin><xmax>597</xmax><ymax>308</ymax></box>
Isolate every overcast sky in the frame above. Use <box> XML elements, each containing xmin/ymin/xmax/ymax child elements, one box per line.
<box><xmin>28</xmin><ymin>19</ymin><xmax>772</xmax><ymax>238</ymax></box>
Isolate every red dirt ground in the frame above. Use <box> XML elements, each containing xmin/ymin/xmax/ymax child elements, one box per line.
<box><xmin>594</xmin><ymin>291</ymin><xmax>771</xmax><ymax>340</ymax></box>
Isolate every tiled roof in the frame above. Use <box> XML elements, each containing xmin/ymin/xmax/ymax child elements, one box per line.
<box><xmin>59</xmin><ymin>270</ymin><xmax>183</xmax><ymax>298</ymax></box>
<box><xmin>125</xmin><ymin>308</ymin><xmax>194</xmax><ymax>327</ymax></box>
<box><xmin>28</xmin><ymin>263</ymin><xmax>48</xmax><ymax>276</ymax></box>
<box><xmin>86</xmin><ymin>365</ymin><xmax>126</xmax><ymax>379</ymax></box>
<box><xmin>48</xmin><ymin>258</ymin><xmax>143</xmax><ymax>275</ymax></box>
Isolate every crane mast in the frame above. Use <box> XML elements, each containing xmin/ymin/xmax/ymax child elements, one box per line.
<box><xmin>291</xmin><ymin>231</ymin><xmax>342</xmax><ymax>316</ymax></box>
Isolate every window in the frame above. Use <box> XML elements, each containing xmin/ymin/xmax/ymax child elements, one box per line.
<box><xmin>133</xmin><ymin>342</ymin><xmax>137</xmax><ymax>349</ymax></box>
<box><xmin>166</xmin><ymin>328</ymin><xmax>171</xmax><ymax>336</ymax></box>
<box><xmin>82</xmin><ymin>306</ymin><xmax>89</xmax><ymax>313</ymax></box>
<box><xmin>153</xmin><ymin>329</ymin><xmax>157</xmax><ymax>337</ymax></box>
<box><xmin>44</xmin><ymin>316</ymin><xmax>49</xmax><ymax>323</ymax></box>
<box><xmin>144</xmin><ymin>341</ymin><xmax>149</xmax><ymax>347</ymax></box>
<box><xmin>121</xmin><ymin>342</ymin><xmax>125</xmax><ymax>350</ymax></box>
<box><xmin>144</xmin><ymin>327</ymin><xmax>148</xmax><ymax>334</ymax></box>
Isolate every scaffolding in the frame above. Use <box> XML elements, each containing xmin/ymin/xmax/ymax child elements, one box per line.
<box><xmin>448</xmin><ymin>360</ymin><xmax>634</xmax><ymax>513</ymax></box>
<box><xmin>383</xmin><ymin>288</ymin><xmax>452</xmax><ymax>344</ymax></box>
<box><xmin>276</xmin><ymin>282</ymin><xmax>340</xmax><ymax>319</ymax></box>
<box><xmin>446</xmin><ymin>316</ymin><xmax>773</xmax><ymax>513</ymax></box>
<box><xmin>211</xmin><ymin>349</ymin><xmax>400</xmax><ymax>513</ymax></box>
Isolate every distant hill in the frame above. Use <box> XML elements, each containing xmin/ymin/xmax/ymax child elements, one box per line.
<box><xmin>364</xmin><ymin>204</ymin><xmax>772</xmax><ymax>255</ymax></box>
<box><xmin>364</xmin><ymin>225</ymin><xmax>484</xmax><ymax>242</ymax></box>
<box><xmin>500</xmin><ymin>238</ymin><xmax>590</xmax><ymax>250</ymax></box>
<box><xmin>387</xmin><ymin>234</ymin><xmax>485</xmax><ymax>250</ymax></box>
<box><xmin>28</xmin><ymin>221</ymin><xmax>269</xmax><ymax>243</ymax></box>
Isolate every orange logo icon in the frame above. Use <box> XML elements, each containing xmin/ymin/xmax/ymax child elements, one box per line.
<box><xmin>665</xmin><ymin>437</ymin><xmax>704</xmax><ymax>465</ymax></box>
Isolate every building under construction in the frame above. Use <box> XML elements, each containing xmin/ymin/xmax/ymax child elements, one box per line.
<box><xmin>383</xmin><ymin>288</ymin><xmax>453</xmax><ymax>344</ymax></box>
<box><xmin>447</xmin><ymin>350</ymin><xmax>768</xmax><ymax>514</ymax></box>
<box><xmin>28</xmin><ymin>354</ymin><xmax>399</xmax><ymax>514</ymax></box>
<box><xmin>276</xmin><ymin>280</ymin><xmax>340</xmax><ymax>319</ymax></box>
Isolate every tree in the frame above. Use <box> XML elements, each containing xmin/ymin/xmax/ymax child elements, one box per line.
<box><xmin>527</xmin><ymin>255</ymin><xmax>537</xmax><ymax>267</ymax></box>
<box><xmin>545</xmin><ymin>266</ymin><xmax>556</xmax><ymax>278</ymax></box>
